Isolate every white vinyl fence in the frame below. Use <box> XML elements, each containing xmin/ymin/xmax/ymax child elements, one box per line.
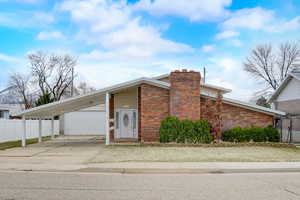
<box><xmin>0</xmin><ymin>119</ymin><xmax>59</xmax><ymax>143</ymax></box>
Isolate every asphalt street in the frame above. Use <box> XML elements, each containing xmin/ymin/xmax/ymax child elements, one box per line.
<box><xmin>0</xmin><ymin>171</ymin><xmax>300</xmax><ymax>200</ymax></box>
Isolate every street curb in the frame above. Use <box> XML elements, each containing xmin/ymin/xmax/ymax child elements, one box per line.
<box><xmin>2</xmin><ymin>167</ymin><xmax>300</xmax><ymax>174</ymax></box>
<box><xmin>75</xmin><ymin>167</ymin><xmax>300</xmax><ymax>174</ymax></box>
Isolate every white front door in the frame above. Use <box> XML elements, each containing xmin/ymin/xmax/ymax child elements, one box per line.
<box><xmin>116</xmin><ymin>109</ymin><xmax>137</xmax><ymax>138</ymax></box>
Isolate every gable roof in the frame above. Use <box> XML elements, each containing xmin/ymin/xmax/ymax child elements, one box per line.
<box><xmin>16</xmin><ymin>73</ymin><xmax>284</xmax><ymax>118</ymax></box>
<box><xmin>152</xmin><ymin>74</ymin><xmax>232</xmax><ymax>94</ymax></box>
<box><xmin>268</xmin><ymin>71</ymin><xmax>300</xmax><ymax>103</ymax></box>
<box><xmin>16</xmin><ymin>77</ymin><xmax>169</xmax><ymax>118</ymax></box>
<box><xmin>222</xmin><ymin>97</ymin><xmax>285</xmax><ymax>116</ymax></box>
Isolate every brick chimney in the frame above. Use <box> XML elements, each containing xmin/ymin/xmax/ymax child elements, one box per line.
<box><xmin>169</xmin><ymin>69</ymin><xmax>201</xmax><ymax>121</ymax></box>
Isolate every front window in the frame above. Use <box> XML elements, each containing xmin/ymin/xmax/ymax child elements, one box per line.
<box><xmin>0</xmin><ymin>110</ymin><xmax>9</xmax><ymax>119</ymax></box>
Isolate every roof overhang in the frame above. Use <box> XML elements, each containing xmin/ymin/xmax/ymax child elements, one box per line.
<box><xmin>223</xmin><ymin>97</ymin><xmax>285</xmax><ymax>116</ymax></box>
<box><xmin>15</xmin><ymin>78</ymin><xmax>169</xmax><ymax>118</ymax></box>
<box><xmin>202</xmin><ymin>94</ymin><xmax>285</xmax><ymax>116</ymax></box>
<box><xmin>268</xmin><ymin>75</ymin><xmax>292</xmax><ymax>103</ymax></box>
<box><xmin>16</xmin><ymin>73</ymin><xmax>285</xmax><ymax>118</ymax></box>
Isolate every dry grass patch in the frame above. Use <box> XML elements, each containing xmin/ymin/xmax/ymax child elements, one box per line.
<box><xmin>91</xmin><ymin>146</ymin><xmax>300</xmax><ymax>163</ymax></box>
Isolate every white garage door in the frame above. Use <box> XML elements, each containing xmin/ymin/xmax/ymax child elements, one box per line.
<box><xmin>64</xmin><ymin>111</ymin><xmax>106</xmax><ymax>135</ymax></box>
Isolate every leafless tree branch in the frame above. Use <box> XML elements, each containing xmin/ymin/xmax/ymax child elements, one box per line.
<box><xmin>244</xmin><ymin>41</ymin><xmax>300</xmax><ymax>91</ymax></box>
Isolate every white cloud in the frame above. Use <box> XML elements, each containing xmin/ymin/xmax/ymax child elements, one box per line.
<box><xmin>60</xmin><ymin>0</ymin><xmax>131</xmax><ymax>33</ymax></box>
<box><xmin>201</xmin><ymin>45</ymin><xmax>215</xmax><ymax>53</ymax></box>
<box><xmin>215</xmin><ymin>30</ymin><xmax>239</xmax><ymax>40</ymax></box>
<box><xmin>216</xmin><ymin>57</ymin><xmax>239</xmax><ymax>71</ymax></box>
<box><xmin>207</xmin><ymin>57</ymin><xmax>261</xmax><ymax>101</ymax></box>
<box><xmin>0</xmin><ymin>53</ymin><xmax>19</xmax><ymax>63</ymax></box>
<box><xmin>60</xmin><ymin>0</ymin><xmax>193</xmax><ymax>59</ymax></box>
<box><xmin>0</xmin><ymin>11</ymin><xmax>54</xmax><ymax>28</ymax></box>
<box><xmin>222</xmin><ymin>7</ymin><xmax>274</xmax><ymax>30</ymax></box>
<box><xmin>37</xmin><ymin>31</ymin><xmax>64</xmax><ymax>40</ymax></box>
<box><xmin>220</xmin><ymin>7</ymin><xmax>300</xmax><ymax>33</ymax></box>
<box><xmin>133</xmin><ymin>0</ymin><xmax>232</xmax><ymax>22</ymax></box>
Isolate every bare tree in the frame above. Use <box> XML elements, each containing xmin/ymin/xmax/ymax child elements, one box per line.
<box><xmin>73</xmin><ymin>81</ymin><xmax>96</xmax><ymax>96</ymax></box>
<box><xmin>244</xmin><ymin>41</ymin><xmax>300</xmax><ymax>91</ymax></box>
<box><xmin>8</xmin><ymin>73</ymin><xmax>34</xmax><ymax>109</ymax></box>
<box><xmin>29</xmin><ymin>51</ymin><xmax>77</xmax><ymax>101</ymax></box>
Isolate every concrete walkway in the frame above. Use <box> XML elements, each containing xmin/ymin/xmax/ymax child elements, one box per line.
<box><xmin>1</xmin><ymin>136</ymin><xmax>300</xmax><ymax>174</ymax></box>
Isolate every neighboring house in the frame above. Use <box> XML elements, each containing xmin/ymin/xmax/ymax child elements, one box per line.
<box><xmin>0</xmin><ymin>104</ymin><xmax>23</xmax><ymax>119</ymax></box>
<box><xmin>269</xmin><ymin>70</ymin><xmax>300</xmax><ymax>142</ymax></box>
<box><xmin>16</xmin><ymin>70</ymin><xmax>285</xmax><ymax>144</ymax></box>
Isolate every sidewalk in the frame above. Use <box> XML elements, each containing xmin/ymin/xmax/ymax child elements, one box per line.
<box><xmin>1</xmin><ymin>161</ymin><xmax>300</xmax><ymax>174</ymax></box>
<box><xmin>80</xmin><ymin>162</ymin><xmax>300</xmax><ymax>174</ymax></box>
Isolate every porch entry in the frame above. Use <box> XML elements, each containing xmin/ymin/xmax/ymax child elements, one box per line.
<box><xmin>115</xmin><ymin>109</ymin><xmax>138</xmax><ymax>139</ymax></box>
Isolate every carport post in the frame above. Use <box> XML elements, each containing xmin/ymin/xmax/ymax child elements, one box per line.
<box><xmin>51</xmin><ymin>117</ymin><xmax>55</xmax><ymax>139</ymax></box>
<box><xmin>22</xmin><ymin>116</ymin><xmax>26</xmax><ymax>147</ymax></box>
<box><xmin>38</xmin><ymin>118</ymin><xmax>42</xmax><ymax>143</ymax></box>
<box><xmin>105</xmin><ymin>92</ymin><xmax>110</xmax><ymax>145</ymax></box>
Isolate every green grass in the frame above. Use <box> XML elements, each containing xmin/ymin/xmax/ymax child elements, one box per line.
<box><xmin>0</xmin><ymin>136</ymin><xmax>52</xmax><ymax>150</ymax></box>
<box><xmin>90</xmin><ymin>145</ymin><xmax>300</xmax><ymax>163</ymax></box>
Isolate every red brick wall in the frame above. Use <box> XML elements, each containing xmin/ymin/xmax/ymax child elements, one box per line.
<box><xmin>221</xmin><ymin>103</ymin><xmax>273</xmax><ymax>130</ymax></box>
<box><xmin>200</xmin><ymin>95</ymin><xmax>222</xmax><ymax>139</ymax></box>
<box><xmin>201</xmin><ymin>96</ymin><xmax>274</xmax><ymax>133</ymax></box>
<box><xmin>139</xmin><ymin>83</ymin><xmax>170</xmax><ymax>142</ymax></box>
<box><xmin>169</xmin><ymin>70</ymin><xmax>201</xmax><ymax>121</ymax></box>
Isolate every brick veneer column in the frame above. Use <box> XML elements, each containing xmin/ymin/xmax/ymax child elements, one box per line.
<box><xmin>139</xmin><ymin>83</ymin><xmax>169</xmax><ymax>142</ymax></box>
<box><xmin>169</xmin><ymin>70</ymin><xmax>201</xmax><ymax>121</ymax></box>
<box><xmin>200</xmin><ymin>93</ymin><xmax>223</xmax><ymax>140</ymax></box>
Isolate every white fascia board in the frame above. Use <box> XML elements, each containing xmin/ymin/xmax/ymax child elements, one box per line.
<box><xmin>223</xmin><ymin>97</ymin><xmax>286</xmax><ymax>116</ymax></box>
<box><xmin>291</xmin><ymin>72</ymin><xmax>300</xmax><ymax>81</ymax></box>
<box><xmin>201</xmin><ymin>83</ymin><xmax>232</xmax><ymax>94</ymax></box>
<box><xmin>151</xmin><ymin>73</ymin><xmax>169</xmax><ymax>80</ymax></box>
<box><xmin>16</xmin><ymin>78</ymin><xmax>170</xmax><ymax>117</ymax></box>
<box><xmin>202</xmin><ymin>93</ymin><xmax>285</xmax><ymax>116</ymax></box>
<box><xmin>268</xmin><ymin>75</ymin><xmax>292</xmax><ymax>103</ymax></box>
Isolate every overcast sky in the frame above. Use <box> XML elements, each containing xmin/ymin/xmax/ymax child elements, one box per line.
<box><xmin>0</xmin><ymin>0</ymin><xmax>299</xmax><ymax>101</ymax></box>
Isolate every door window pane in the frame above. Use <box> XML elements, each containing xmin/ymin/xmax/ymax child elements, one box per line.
<box><xmin>123</xmin><ymin>114</ymin><xmax>129</xmax><ymax>127</ymax></box>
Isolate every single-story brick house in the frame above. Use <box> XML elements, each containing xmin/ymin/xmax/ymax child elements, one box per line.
<box><xmin>16</xmin><ymin>70</ymin><xmax>285</xmax><ymax>146</ymax></box>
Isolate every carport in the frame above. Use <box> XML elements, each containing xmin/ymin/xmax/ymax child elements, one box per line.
<box><xmin>15</xmin><ymin>77</ymin><xmax>169</xmax><ymax>147</ymax></box>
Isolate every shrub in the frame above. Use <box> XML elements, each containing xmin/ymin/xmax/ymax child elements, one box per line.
<box><xmin>222</xmin><ymin>126</ymin><xmax>280</xmax><ymax>143</ymax></box>
<box><xmin>159</xmin><ymin>117</ymin><xmax>213</xmax><ymax>144</ymax></box>
<box><xmin>193</xmin><ymin>120</ymin><xmax>213</xmax><ymax>143</ymax></box>
<box><xmin>264</xmin><ymin>125</ymin><xmax>280</xmax><ymax>142</ymax></box>
<box><xmin>159</xmin><ymin>116</ymin><xmax>180</xmax><ymax>143</ymax></box>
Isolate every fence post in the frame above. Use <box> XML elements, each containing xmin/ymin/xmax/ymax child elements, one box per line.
<box><xmin>22</xmin><ymin>116</ymin><xmax>26</xmax><ymax>147</ymax></box>
<box><xmin>38</xmin><ymin>118</ymin><xmax>42</xmax><ymax>143</ymax></box>
<box><xmin>51</xmin><ymin>117</ymin><xmax>55</xmax><ymax>139</ymax></box>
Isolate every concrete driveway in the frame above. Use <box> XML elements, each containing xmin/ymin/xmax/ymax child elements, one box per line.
<box><xmin>0</xmin><ymin>136</ymin><xmax>105</xmax><ymax>171</ymax></box>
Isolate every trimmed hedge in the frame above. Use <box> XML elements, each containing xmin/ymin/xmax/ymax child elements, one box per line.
<box><xmin>222</xmin><ymin>126</ymin><xmax>280</xmax><ymax>142</ymax></box>
<box><xmin>159</xmin><ymin>117</ymin><xmax>213</xmax><ymax>144</ymax></box>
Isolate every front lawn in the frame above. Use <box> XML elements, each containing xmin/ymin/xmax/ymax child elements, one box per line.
<box><xmin>91</xmin><ymin>145</ymin><xmax>300</xmax><ymax>163</ymax></box>
<box><xmin>0</xmin><ymin>136</ymin><xmax>52</xmax><ymax>150</ymax></box>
